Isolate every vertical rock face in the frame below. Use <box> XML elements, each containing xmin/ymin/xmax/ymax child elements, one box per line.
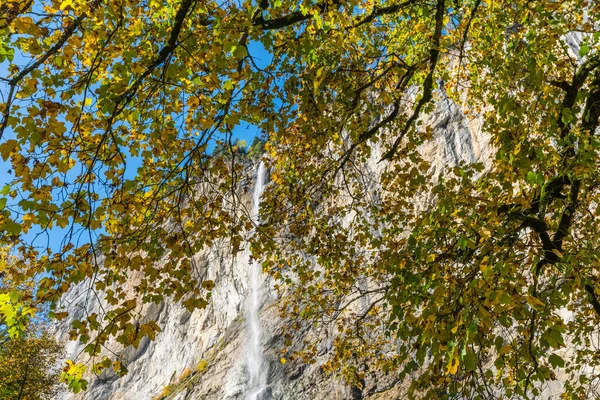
<box><xmin>54</xmin><ymin>243</ymin><xmax>256</xmax><ymax>400</ymax></box>
<box><xmin>419</xmin><ymin>90</ymin><xmax>491</xmax><ymax>172</ymax></box>
<box><xmin>53</xmin><ymin>89</ymin><xmax>490</xmax><ymax>400</ymax></box>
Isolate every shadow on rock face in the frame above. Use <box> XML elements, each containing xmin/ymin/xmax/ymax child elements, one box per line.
<box><xmin>254</xmin><ymin>386</ymin><xmax>272</xmax><ymax>400</ymax></box>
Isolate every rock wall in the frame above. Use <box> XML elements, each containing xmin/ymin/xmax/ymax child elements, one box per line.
<box><xmin>53</xmin><ymin>85</ymin><xmax>490</xmax><ymax>400</ymax></box>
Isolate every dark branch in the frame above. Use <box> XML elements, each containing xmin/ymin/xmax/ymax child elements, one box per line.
<box><xmin>253</xmin><ymin>0</ymin><xmax>341</xmax><ymax>30</ymax></box>
<box><xmin>457</xmin><ymin>0</ymin><xmax>481</xmax><ymax>63</ymax></box>
<box><xmin>255</xmin><ymin>0</ymin><xmax>418</xmax><ymax>31</ymax></box>
<box><xmin>116</xmin><ymin>0</ymin><xmax>195</xmax><ymax>106</ymax></box>
<box><xmin>0</xmin><ymin>0</ymin><xmax>34</xmax><ymax>30</ymax></box>
<box><xmin>353</xmin><ymin>0</ymin><xmax>420</xmax><ymax>28</ymax></box>
<box><xmin>556</xmin><ymin>52</ymin><xmax>600</xmax><ymax>140</ymax></box>
<box><xmin>381</xmin><ymin>0</ymin><xmax>445</xmax><ymax>161</ymax></box>
<box><xmin>585</xmin><ymin>284</ymin><xmax>600</xmax><ymax>316</ymax></box>
<box><xmin>552</xmin><ymin>179</ymin><xmax>580</xmax><ymax>248</ymax></box>
<box><xmin>328</xmin><ymin>65</ymin><xmax>416</xmax><ymax>180</ymax></box>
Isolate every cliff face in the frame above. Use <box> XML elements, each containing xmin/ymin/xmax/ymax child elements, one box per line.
<box><xmin>54</xmin><ymin>92</ymin><xmax>485</xmax><ymax>400</ymax></box>
<box><xmin>50</xmin><ymin>30</ymin><xmax>596</xmax><ymax>400</ymax></box>
<box><xmin>52</xmin><ymin>82</ymin><xmax>492</xmax><ymax>400</ymax></box>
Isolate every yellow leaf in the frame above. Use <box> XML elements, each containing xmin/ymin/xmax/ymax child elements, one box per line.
<box><xmin>525</xmin><ymin>295</ymin><xmax>545</xmax><ymax>311</ymax></box>
<box><xmin>445</xmin><ymin>348</ymin><xmax>459</xmax><ymax>375</ymax></box>
<box><xmin>551</xmin><ymin>249</ymin><xmax>563</xmax><ymax>258</ymax></box>
<box><xmin>60</xmin><ymin>0</ymin><xmax>74</xmax><ymax>11</ymax></box>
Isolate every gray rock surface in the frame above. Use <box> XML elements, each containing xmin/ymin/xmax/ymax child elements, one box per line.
<box><xmin>53</xmin><ymin>87</ymin><xmax>495</xmax><ymax>400</ymax></box>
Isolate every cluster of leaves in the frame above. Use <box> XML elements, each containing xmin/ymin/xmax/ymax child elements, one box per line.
<box><xmin>0</xmin><ymin>290</ymin><xmax>35</xmax><ymax>339</ymax></box>
<box><xmin>0</xmin><ymin>0</ymin><xmax>600</xmax><ymax>398</ymax></box>
<box><xmin>0</xmin><ymin>246</ymin><xmax>39</xmax><ymax>339</ymax></box>
<box><xmin>213</xmin><ymin>138</ymin><xmax>248</xmax><ymax>158</ymax></box>
<box><xmin>0</xmin><ymin>246</ymin><xmax>64</xmax><ymax>400</ymax></box>
<box><xmin>254</xmin><ymin>1</ymin><xmax>600</xmax><ymax>399</ymax></box>
<box><xmin>152</xmin><ymin>367</ymin><xmax>194</xmax><ymax>400</ymax></box>
<box><xmin>0</xmin><ymin>331</ymin><xmax>64</xmax><ymax>400</ymax></box>
<box><xmin>247</xmin><ymin>136</ymin><xmax>267</xmax><ymax>159</ymax></box>
<box><xmin>213</xmin><ymin>137</ymin><xmax>266</xmax><ymax>159</ymax></box>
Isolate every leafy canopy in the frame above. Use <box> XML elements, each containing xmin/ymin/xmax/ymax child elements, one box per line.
<box><xmin>1</xmin><ymin>0</ymin><xmax>600</xmax><ymax>398</ymax></box>
<box><xmin>0</xmin><ymin>331</ymin><xmax>64</xmax><ymax>400</ymax></box>
<box><xmin>0</xmin><ymin>247</ymin><xmax>64</xmax><ymax>400</ymax></box>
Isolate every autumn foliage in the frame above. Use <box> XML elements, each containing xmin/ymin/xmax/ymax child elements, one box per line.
<box><xmin>0</xmin><ymin>331</ymin><xmax>64</xmax><ymax>400</ymax></box>
<box><xmin>1</xmin><ymin>0</ymin><xmax>600</xmax><ymax>398</ymax></box>
<box><xmin>0</xmin><ymin>247</ymin><xmax>63</xmax><ymax>400</ymax></box>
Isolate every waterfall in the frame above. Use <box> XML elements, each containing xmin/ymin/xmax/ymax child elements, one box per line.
<box><xmin>246</xmin><ymin>161</ymin><xmax>268</xmax><ymax>400</ymax></box>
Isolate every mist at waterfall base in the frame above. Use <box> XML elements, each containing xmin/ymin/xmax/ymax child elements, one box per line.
<box><xmin>245</xmin><ymin>161</ymin><xmax>271</xmax><ymax>400</ymax></box>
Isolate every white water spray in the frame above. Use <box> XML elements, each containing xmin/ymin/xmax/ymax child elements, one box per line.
<box><xmin>246</xmin><ymin>161</ymin><xmax>268</xmax><ymax>399</ymax></box>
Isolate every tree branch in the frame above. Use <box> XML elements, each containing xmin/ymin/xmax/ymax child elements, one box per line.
<box><xmin>585</xmin><ymin>284</ymin><xmax>600</xmax><ymax>316</ymax></box>
<box><xmin>0</xmin><ymin>0</ymin><xmax>103</xmax><ymax>140</ymax></box>
<box><xmin>254</xmin><ymin>0</ymin><xmax>419</xmax><ymax>31</ymax></box>
<box><xmin>0</xmin><ymin>0</ymin><xmax>34</xmax><ymax>31</ymax></box>
<box><xmin>353</xmin><ymin>0</ymin><xmax>420</xmax><ymax>28</ymax></box>
<box><xmin>116</xmin><ymin>0</ymin><xmax>195</xmax><ymax>107</ymax></box>
<box><xmin>253</xmin><ymin>0</ymin><xmax>341</xmax><ymax>30</ymax></box>
<box><xmin>381</xmin><ymin>0</ymin><xmax>445</xmax><ymax>161</ymax></box>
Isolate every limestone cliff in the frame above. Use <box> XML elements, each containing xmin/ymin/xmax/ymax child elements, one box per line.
<box><xmin>52</xmin><ymin>79</ymin><xmax>494</xmax><ymax>400</ymax></box>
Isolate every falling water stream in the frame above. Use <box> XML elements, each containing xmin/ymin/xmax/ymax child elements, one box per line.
<box><xmin>246</xmin><ymin>161</ymin><xmax>268</xmax><ymax>400</ymax></box>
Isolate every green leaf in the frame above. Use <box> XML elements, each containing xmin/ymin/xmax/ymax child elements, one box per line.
<box><xmin>233</xmin><ymin>45</ymin><xmax>247</xmax><ymax>59</ymax></box>
<box><xmin>548</xmin><ymin>353</ymin><xmax>565</xmax><ymax>368</ymax></box>
<box><xmin>0</xmin><ymin>40</ymin><xmax>14</xmax><ymax>63</ymax></box>
<box><xmin>525</xmin><ymin>295</ymin><xmax>545</xmax><ymax>311</ymax></box>
<box><xmin>0</xmin><ymin>219</ymin><xmax>22</xmax><ymax>235</ymax></box>
<box><xmin>463</xmin><ymin>351</ymin><xmax>477</xmax><ymax>371</ymax></box>
<box><xmin>561</xmin><ymin>108</ymin><xmax>574</xmax><ymax>125</ymax></box>
<box><xmin>8</xmin><ymin>290</ymin><xmax>21</xmax><ymax>303</ymax></box>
